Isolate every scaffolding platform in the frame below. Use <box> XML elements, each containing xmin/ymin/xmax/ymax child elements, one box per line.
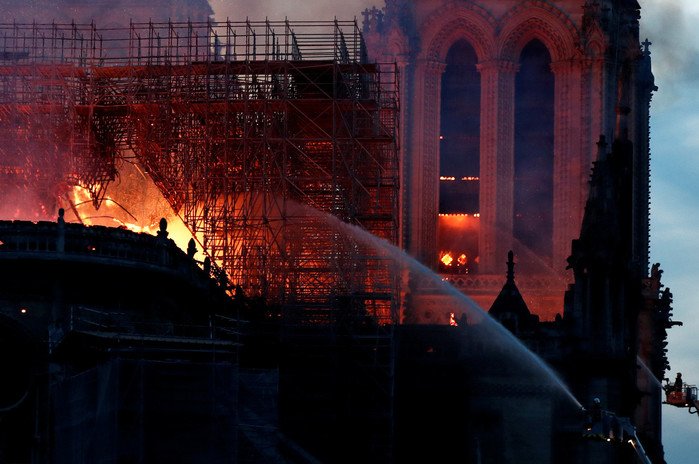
<box><xmin>0</xmin><ymin>20</ymin><xmax>399</xmax><ymax>463</ymax></box>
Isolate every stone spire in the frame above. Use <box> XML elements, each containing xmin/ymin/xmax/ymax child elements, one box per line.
<box><xmin>506</xmin><ymin>250</ymin><xmax>515</xmax><ymax>283</ymax></box>
<box><xmin>488</xmin><ymin>251</ymin><xmax>539</xmax><ymax>334</ymax></box>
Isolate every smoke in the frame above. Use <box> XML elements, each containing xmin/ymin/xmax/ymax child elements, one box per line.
<box><xmin>209</xmin><ymin>0</ymin><xmax>377</xmax><ymax>22</ymax></box>
<box><xmin>638</xmin><ymin>0</ymin><xmax>699</xmax><ymax>109</ymax></box>
<box><xmin>0</xmin><ymin>190</ymin><xmax>54</xmax><ymax>221</ymax></box>
<box><xmin>0</xmin><ymin>0</ymin><xmax>212</xmax><ymax>24</ymax></box>
<box><xmin>0</xmin><ymin>0</ymin><xmax>377</xmax><ymax>26</ymax></box>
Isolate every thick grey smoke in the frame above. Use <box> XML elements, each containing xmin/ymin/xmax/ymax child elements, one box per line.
<box><xmin>209</xmin><ymin>0</ymin><xmax>376</xmax><ymax>23</ymax></box>
<box><xmin>638</xmin><ymin>0</ymin><xmax>699</xmax><ymax>108</ymax></box>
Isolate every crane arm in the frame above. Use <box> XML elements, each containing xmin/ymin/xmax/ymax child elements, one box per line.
<box><xmin>582</xmin><ymin>405</ymin><xmax>654</xmax><ymax>464</ymax></box>
<box><xmin>627</xmin><ymin>427</ymin><xmax>653</xmax><ymax>464</ymax></box>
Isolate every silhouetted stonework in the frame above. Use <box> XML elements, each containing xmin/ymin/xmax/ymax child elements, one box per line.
<box><xmin>0</xmin><ymin>212</ymin><xmax>239</xmax><ymax>463</ymax></box>
<box><xmin>558</xmin><ymin>132</ymin><xmax>674</xmax><ymax>464</ymax></box>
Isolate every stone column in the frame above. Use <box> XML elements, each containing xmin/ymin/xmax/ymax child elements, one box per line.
<box><xmin>587</xmin><ymin>55</ymin><xmax>606</xmax><ymax>157</ymax></box>
<box><xmin>396</xmin><ymin>58</ymin><xmax>411</xmax><ymax>252</ymax></box>
<box><xmin>408</xmin><ymin>59</ymin><xmax>446</xmax><ymax>266</ymax></box>
<box><xmin>476</xmin><ymin>60</ymin><xmax>517</xmax><ymax>273</ymax></box>
<box><xmin>551</xmin><ymin>60</ymin><xmax>584</xmax><ymax>271</ymax></box>
<box><xmin>580</xmin><ymin>56</ymin><xmax>605</xmax><ymax>223</ymax></box>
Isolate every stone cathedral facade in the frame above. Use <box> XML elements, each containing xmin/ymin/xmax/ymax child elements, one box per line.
<box><xmin>363</xmin><ymin>0</ymin><xmax>655</xmax><ymax>320</ymax></box>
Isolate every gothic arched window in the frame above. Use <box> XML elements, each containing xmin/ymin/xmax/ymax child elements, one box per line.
<box><xmin>438</xmin><ymin>39</ymin><xmax>480</xmax><ymax>274</ymax></box>
<box><xmin>514</xmin><ymin>39</ymin><xmax>554</xmax><ymax>267</ymax></box>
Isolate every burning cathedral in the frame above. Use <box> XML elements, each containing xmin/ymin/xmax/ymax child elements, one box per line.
<box><xmin>0</xmin><ymin>1</ymin><xmax>679</xmax><ymax>463</ymax></box>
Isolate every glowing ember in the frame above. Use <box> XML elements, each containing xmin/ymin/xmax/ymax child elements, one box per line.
<box><xmin>449</xmin><ymin>312</ymin><xmax>457</xmax><ymax>326</ymax></box>
<box><xmin>440</xmin><ymin>252</ymin><xmax>453</xmax><ymax>267</ymax></box>
<box><xmin>438</xmin><ymin>176</ymin><xmax>479</xmax><ymax>181</ymax></box>
<box><xmin>439</xmin><ymin>250</ymin><xmax>470</xmax><ymax>274</ymax></box>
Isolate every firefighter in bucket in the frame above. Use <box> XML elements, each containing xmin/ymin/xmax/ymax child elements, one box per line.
<box><xmin>664</xmin><ymin>372</ymin><xmax>699</xmax><ymax>411</ymax></box>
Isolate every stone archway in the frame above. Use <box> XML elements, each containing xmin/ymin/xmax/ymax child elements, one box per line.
<box><xmin>497</xmin><ymin>0</ymin><xmax>580</xmax><ymax>59</ymax></box>
<box><xmin>498</xmin><ymin>2</ymin><xmax>585</xmax><ymax>272</ymax></box>
<box><xmin>406</xmin><ymin>4</ymin><xmax>496</xmax><ymax>266</ymax></box>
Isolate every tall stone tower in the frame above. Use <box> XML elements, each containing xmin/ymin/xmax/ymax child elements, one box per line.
<box><xmin>362</xmin><ymin>0</ymin><xmax>655</xmax><ymax>320</ymax></box>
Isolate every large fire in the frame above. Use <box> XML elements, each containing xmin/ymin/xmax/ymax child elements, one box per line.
<box><xmin>56</xmin><ymin>162</ymin><xmax>206</xmax><ymax>262</ymax></box>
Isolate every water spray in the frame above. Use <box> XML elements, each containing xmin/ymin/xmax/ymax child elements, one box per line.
<box><xmin>582</xmin><ymin>398</ymin><xmax>653</xmax><ymax>464</ymax></box>
<box><xmin>287</xmin><ymin>200</ymin><xmax>585</xmax><ymax>410</ymax></box>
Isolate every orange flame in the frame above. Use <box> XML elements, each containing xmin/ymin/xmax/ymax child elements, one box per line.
<box><xmin>440</xmin><ymin>252</ymin><xmax>453</xmax><ymax>266</ymax></box>
<box><xmin>63</xmin><ymin>180</ymin><xmax>205</xmax><ymax>262</ymax></box>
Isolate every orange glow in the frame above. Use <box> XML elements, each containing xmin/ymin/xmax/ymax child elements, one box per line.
<box><xmin>61</xmin><ymin>163</ymin><xmax>206</xmax><ymax>262</ymax></box>
<box><xmin>439</xmin><ymin>213</ymin><xmax>479</xmax><ymax>217</ymax></box>
<box><xmin>440</xmin><ymin>252</ymin><xmax>453</xmax><ymax>267</ymax></box>
<box><xmin>449</xmin><ymin>312</ymin><xmax>457</xmax><ymax>326</ymax></box>
<box><xmin>438</xmin><ymin>176</ymin><xmax>479</xmax><ymax>181</ymax></box>
<box><xmin>71</xmin><ymin>184</ymin><xmax>92</xmax><ymax>206</ymax></box>
<box><xmin>437</xmin><ymin>214</ymin><xmax>480</xmax><ymax>274</ymax></box>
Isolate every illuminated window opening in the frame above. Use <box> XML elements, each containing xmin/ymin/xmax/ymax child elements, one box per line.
<box><xmin>438</xmin><ymin>40</ymin><xmax>480</xmax><ymax>273</ymax></box>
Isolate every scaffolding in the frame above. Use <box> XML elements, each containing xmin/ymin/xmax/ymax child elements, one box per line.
<box><xmin>0</xmin><ymin>19</ymin><xmax>399</xmax><ymax>462</ymax></box>
<box><xmin>0</xmin><ymin>19</ymin><xmax>399</xmax><ymax>312</ymax></box>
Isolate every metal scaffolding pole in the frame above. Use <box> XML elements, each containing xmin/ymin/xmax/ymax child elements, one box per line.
<box><xmin>0</xmin><ymin>20</ymin><xmax>399</xmax><ymax>462</ymax></box>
